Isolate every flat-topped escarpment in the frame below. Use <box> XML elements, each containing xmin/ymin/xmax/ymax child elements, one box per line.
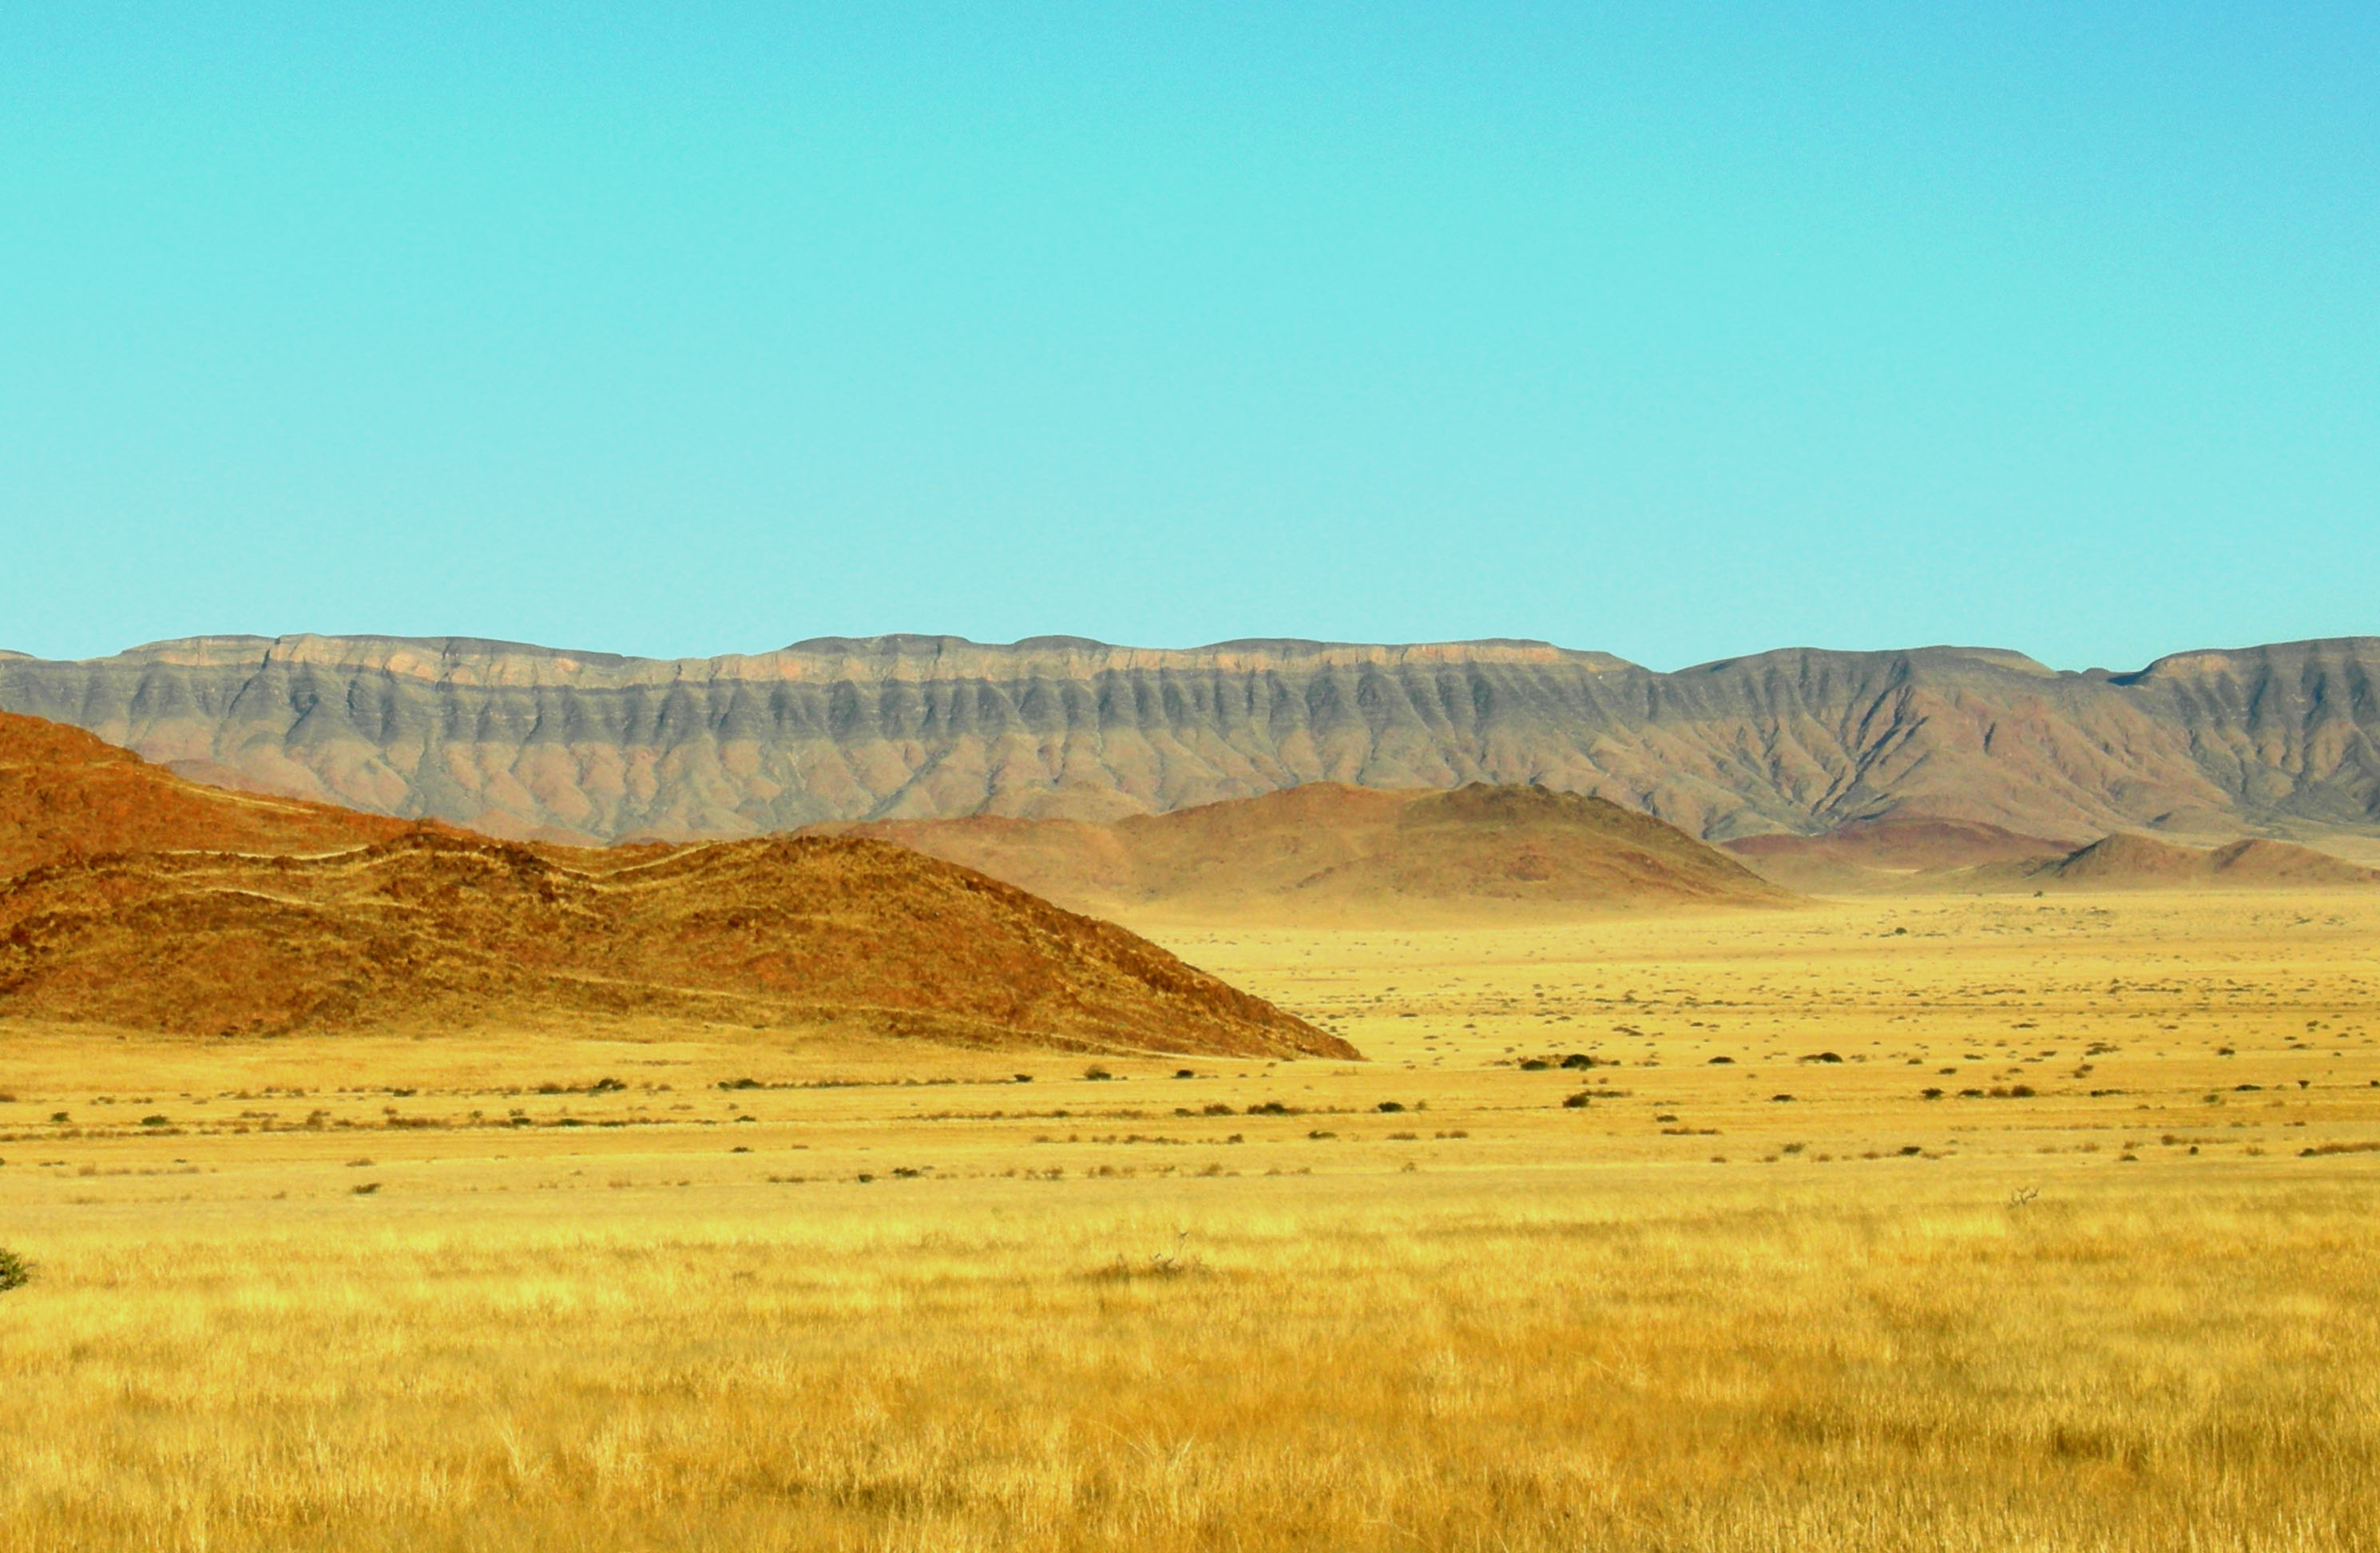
<box><xmin>3</xmin><ymin>634</ymin><xmax>2377</xmax><ymax>850</ymax></box>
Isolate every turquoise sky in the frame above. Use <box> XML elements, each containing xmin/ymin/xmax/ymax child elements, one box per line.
<box><xmin>3</xmin><ymin>3</ymin><xmax>2374</xmax><ymax>669</ymax></box>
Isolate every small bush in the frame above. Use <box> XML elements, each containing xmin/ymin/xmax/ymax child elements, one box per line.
<box><xmin>1083</xmin><ymin>1065</ymin><xmax>1113</xmax><ymax>1082</ymax></box>
<box><xmin>1518</xmin><ymin>1059</ymin><xmax>1550</xmax><ymax>1071</ymax></box>
<box><xmin>1560</xmin><ymin>1054</ymin><xmax>1594</xmax><ymax>1070</ymax></box>
<box><xmin>0</xmin><ymin>1247</ymin><xmax>31</xmax><ymax>1293</ymax></box>
<box><xmin>141</xmin><ymin>1114</ymin><xmax>169</xmax><ymax>1127</ymax></box>
<box><xmin>1561</xmin><ymin>1092</ymin><xmax>1590</xmax><ymax>1110</ymax></box>
<box><xmin>1376</xmin><ymin>1101</ymin><xmax>1406</xmax><ymax>1113</ymax></box>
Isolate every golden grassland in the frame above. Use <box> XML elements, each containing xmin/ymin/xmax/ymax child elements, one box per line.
<box><xmin>2</xmin><ymin>890</ymin><xmax>2378</xmax><ymax>1551</ymax></box>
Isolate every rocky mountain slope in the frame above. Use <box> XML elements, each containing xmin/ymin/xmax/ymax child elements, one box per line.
<box><xmin>0</xmin><ymin>832</ymin><xmax>1348</xmax><ymax>1055</ymax></box>
<box><xmin>0</xmin><ymin>713</ymin><xmax>1345</xmax><ymax>1056</ymax></box>
<box><xmin>0</xmin><ymin>709</ymin><xmax>418</xmax><ymax>875</ymax></box>
<box><xmin>823</xmin><ymin>782</ymin><xmax>1786</xmax><ymax>920</ymax></box>
<box><xmin>3</xmin><ymin>633</ymin><xmax>2376</xmax><ymax>849</ymax></box>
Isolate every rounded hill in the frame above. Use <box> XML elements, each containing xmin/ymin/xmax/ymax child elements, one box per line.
<box><xmin>0</xmin><ymin>711</ymin><xmax>1346</xmax><ymax>1058</ymax></box>
<box><xmin>827</xmin><ymin>781</ymin><xmax>1789</xmax><ymax>921</ymax></box>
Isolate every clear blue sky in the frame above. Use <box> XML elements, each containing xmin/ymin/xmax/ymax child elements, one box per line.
<box><xmin>3</xmin><ymin>3</ymin><xmax>2374</xmax><ymax>671</ymax></box>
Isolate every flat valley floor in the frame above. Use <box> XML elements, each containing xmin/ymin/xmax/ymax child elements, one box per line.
<box><xmin>3</xmin><ymin>891</ymin><xmax>2378</xmax><ymax>1551</ymax></box>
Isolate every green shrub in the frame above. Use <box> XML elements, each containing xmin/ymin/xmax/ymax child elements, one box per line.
<box><xmin>0</xmin><ymin>1247</ymin><xmax>31</xmax><ymax>1293</ymax></box>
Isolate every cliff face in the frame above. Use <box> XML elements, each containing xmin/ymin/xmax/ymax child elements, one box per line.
<box><xmin>2</xmin><ymin>634</ymin><xmax>2375</xmax><ymax>846</ymax></box>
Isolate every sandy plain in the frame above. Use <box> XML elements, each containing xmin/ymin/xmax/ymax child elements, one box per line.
<box><xmin>2</xmin><ymin>889</ymin><xmax>2378</xmax><ymax>1551</ymax></box>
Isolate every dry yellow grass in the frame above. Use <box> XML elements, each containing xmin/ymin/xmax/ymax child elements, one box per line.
<box><xmin>3</xmin><ymin>890</ymin><xmax>2378</xmax><ymax>1551</ymax></box>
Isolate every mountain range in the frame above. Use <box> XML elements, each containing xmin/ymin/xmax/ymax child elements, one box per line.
<box><xmin>4</xmin><ymin>633</ymin><xmax>2376</xmax><ymax>855</ymax></box>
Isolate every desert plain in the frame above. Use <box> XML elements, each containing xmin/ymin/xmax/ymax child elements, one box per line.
<box><xmin>4</xmin><ymin>887</ymin><xmax>2377</xmax><ymax>1551</ymax></box>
